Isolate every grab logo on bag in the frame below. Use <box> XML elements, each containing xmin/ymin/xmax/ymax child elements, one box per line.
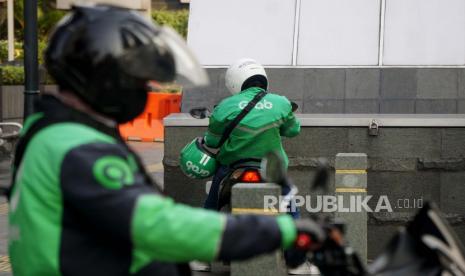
<box><xmin>186</xmin><ymin>161</ymin><xmax>210</xmax><ymax>177</ymax></box>
<box><xmin>238</xmin><ymin>99</ymin><xmax>273</xmax><ymax>110</ymax></box>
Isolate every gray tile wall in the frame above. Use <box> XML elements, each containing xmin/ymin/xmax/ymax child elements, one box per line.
<box><xmin>182</xmin><ymin>68</ymin><xmax>465</xmax><ymax>114</ymax></box>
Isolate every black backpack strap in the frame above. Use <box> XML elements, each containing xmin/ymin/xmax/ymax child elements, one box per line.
<box><xmin>217</xmin><ymin>91</ymin><xmax>267</xmax><ymax>148</ymax></box>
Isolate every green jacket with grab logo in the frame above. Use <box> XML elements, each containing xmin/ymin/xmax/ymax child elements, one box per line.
<box><xmin>204</xmin><ymin>87</ymin><xmax>301</xmax><ymax>166</ymax></box>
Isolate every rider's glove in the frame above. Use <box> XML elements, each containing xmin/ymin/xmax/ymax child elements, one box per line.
<box><xmin>285</xmin><ymin>219</ymin><xmax>326</xmax><ymax>268</ymax></box>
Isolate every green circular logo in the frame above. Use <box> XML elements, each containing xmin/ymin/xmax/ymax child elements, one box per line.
<box><xmin>93</xmin><ymin>156</ymin><xmax>134</xmax><ymax>189</ymax></box>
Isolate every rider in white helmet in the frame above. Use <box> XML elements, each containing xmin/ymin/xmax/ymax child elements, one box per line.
<box><xmin>197</xmin><ymin>58</ymin><xmax>308</xmax><ymax>273</ymax></box>
<box><xmin>203</xmin><ymin>58</ymin><xmax>301</xmax><ymax>212</ymax></box>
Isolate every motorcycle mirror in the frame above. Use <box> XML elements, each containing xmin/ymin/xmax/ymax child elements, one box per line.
<box><xmin>189</xmin><ymin>107</ymin><xmax>211</xmax><ymax>119</ymax></box>
<box><xmin>311</xmin><ymin>159</ymin><xmax>330</xmax><ymax>192</ymax></box>
<box><xmin>261</xmin><ymin>151</ymin><xmax>287</xmax><ymax>184</ymax></box>
<box><xmin>291</xmin><ymin>101</ymin><xmax>299</xmax><ymax>112</ymax></box>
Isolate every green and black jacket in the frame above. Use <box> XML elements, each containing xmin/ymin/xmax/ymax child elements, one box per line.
<box><xmin>8</xmin><ymin>96</ymin><xmax>297</xmax><ymax>276</ymax></box>
<box><xmin>204</xmin><ymin>87</ymin><xmax>301</xmax><ymax>167</ymax></box>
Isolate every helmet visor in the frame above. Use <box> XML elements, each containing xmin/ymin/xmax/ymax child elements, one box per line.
<box><xmin>120</xmin><ymin>25</ymin><xmax>208</xmax><ymax>90</ymax></box>
<box><xmin>158</xmin><ymin>26</ymin><xmax>209</xmax><ymax>89</ymax></box>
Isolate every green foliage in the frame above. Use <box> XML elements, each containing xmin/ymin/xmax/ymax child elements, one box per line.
<box><xmin>0</xmin><ymin>6</ymin><xmax>190</xmax><ymax>86</ymax></box>
<box><xmin>38</xmin><ymin>40</ymin><xmax>47</xmax><ymax>64</ymax></box>
<box><xmin>0</xmin><ymin>0</ymin><xmax>65</xmax><ymax>41</ymax></box>
<box><xmin>0</xmin><ymin>41</ymin><xmax>23</xmax><ymax>63</ymax></box>
<box><xmin>1</xmin><ymin>6</ymin><xmax>189</xmax><ymax>41</ymax></box>
<box><xmin>0</xmin><ymin>65</ymin><xmax>55</xmax><ymax>85</ymax></box>
<box><xmin>148</xmin><ymin>82</ymin><xmax>183</xmax><ymax>93</ymax></box>
<box><xmin>0</xmin><ymin>40</ymin><xmax>47</xmax><ymax>64</ymax></box>
<box><xmin>152</xmin><ymin>9</ymin><xmax>189</xmax><ymax>38</ymax></box>
<box><xmin>0</xmin><ymin>66</ymin><xmax>24</xmax><ymax>85</ymax></box>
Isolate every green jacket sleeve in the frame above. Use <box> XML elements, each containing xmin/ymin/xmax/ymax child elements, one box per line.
<box><xmin>131</xmin><ymin>194</ymin><xmax>226</xmax><ymax>266</ymax></box>
<box><xmin>280</xmin><ymin>111</ymin><xmax>301</xmax><ymax>137</ymax></box>
<box><xmin>133</xmin><ymin>197</ymin><xmax>301</xmax><ymax>274</ymax></box>
<box><xmin>60</xmin><ymin>142</ymin><xmax>296</xmax><ymax>274</ymax></box>
<box><xmin>132</xmin><ymin>196</ymin><xmax>297</xmax><ymax>265</ymax></box>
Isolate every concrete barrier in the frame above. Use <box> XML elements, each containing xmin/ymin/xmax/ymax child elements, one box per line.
<box><xmin>230</xmin><ymin>183</ymin><xmax>287</xmax><ymax>276</ymax></box>
<box><xmin>164</xmin><ymin>113</ymin><xmax>465</xmax><ymax>259</ymax></box>
<box><xmin>335</xmin><ymin>153</ymin><xmax>368</xmax><ymax>263</ymax></box>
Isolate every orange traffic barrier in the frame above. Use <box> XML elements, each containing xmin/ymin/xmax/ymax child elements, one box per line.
<box><xmin>119</xmin><ymin>92</ymin><xmax>181</xmax><ymax>142</ymax></box>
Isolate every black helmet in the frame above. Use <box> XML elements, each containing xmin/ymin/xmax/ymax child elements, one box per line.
<box><xmin>45</xmin><ymin>5</ymin><xmax>208</xmax><ymax>123</ymax></box>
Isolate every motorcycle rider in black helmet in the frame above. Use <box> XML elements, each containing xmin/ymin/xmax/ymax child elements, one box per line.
<box><xmin>8</xmin><ymin>5</ymin><xmax>325</xmax><ymax>275</ymax></box>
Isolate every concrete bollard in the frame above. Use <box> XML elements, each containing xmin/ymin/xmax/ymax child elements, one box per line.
<box><xmin>230</xmin><ymin>183</ymin><xmax>287</xmax><ymax>276</ymax></box>
<box><xmin>335</xmin><ymin>153</ymin><xmax>368</xmax><ymax>264</ymax></box>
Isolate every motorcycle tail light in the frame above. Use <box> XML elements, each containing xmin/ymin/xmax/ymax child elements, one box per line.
<box><xmin>240</xmin><ymin>170</ymin><xmax>262</xmax><ymax>183</ymax></box>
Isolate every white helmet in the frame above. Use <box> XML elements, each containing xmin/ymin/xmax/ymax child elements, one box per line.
<box><xmin>225</xmin><ymin>58</ymin><xmax>268</xmax><ymax>95</ymax></box>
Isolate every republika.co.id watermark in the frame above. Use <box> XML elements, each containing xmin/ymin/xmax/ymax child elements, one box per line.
<box><xmin>264</xmin><ymin>195</ymin><xmax>424</xmax><ymax>213</ymax></box>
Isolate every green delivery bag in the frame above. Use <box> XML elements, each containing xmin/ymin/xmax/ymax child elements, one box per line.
<box><xmin>180</xmin><ymin>137</ymin><xmax>218</xmax><ymax>179</ymax></box>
